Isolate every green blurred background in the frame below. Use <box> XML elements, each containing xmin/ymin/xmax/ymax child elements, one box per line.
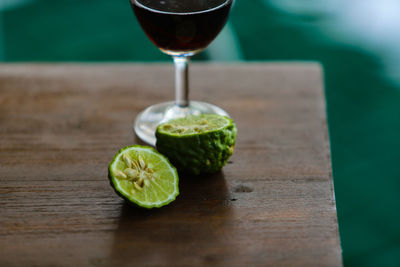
<box><xmin>1</xmin><ymin>0</ymin><xmax>400</xmax><ymax>265</ymax></box>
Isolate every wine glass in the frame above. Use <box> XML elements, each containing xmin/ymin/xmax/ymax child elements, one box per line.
<box><xmin>130</xmin><ymin>0</ymin><xmax>233</xmax><ymax>145</ymax></box>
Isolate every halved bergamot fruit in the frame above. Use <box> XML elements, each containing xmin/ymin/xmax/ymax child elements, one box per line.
<box><xmin>108</xmin><ymin>145</ymin><xmax>179</xmax><ymax>209</ymax></box>
<box><xmin>156</xmin><ymin>114</ymin><xmax>237</xmax><ymax>175</ymax></box>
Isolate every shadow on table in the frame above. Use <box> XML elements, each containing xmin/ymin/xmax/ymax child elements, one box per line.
<box><xmin>109</xmin><ymin>171</ymin><xmax>234</xmax><ymax>266</ymax></box>
<box><xmin>132</xmin><ymin>134</ymin><xmax>148</xmax><ymax>146</ymax></box>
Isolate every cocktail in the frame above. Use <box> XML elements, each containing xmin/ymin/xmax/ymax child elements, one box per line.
<box><xmin>130</xmin><ymin>0</ymin><xmax>233</xmax><ymax>145</ymax></box>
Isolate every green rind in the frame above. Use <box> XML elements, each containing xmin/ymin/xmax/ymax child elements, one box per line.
<box><xmin>108</xmin><ymin>145</ymin><xmax>179</xmax><ymax>209</ymax></box>
<box><xmin>156</xmin><ymin>115</ymin><xmax>237</xmax><ymax>175</ymax></box>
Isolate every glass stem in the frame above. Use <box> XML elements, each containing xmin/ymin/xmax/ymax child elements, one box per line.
<box><xmin>173</xmin><ymin>56</ymin><xmax>190</xmax><ymax>107</ymax></box>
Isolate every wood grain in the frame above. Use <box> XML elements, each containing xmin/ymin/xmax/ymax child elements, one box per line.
<box><xmin>0</xmin><ymin>63</ymin><xmax>342</xmax><ymax>266</ymax></box>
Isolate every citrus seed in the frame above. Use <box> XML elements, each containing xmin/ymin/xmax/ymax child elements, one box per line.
<box><xmin>115</xmin><ymin>170</ymin><xmax>127</xmax><ymax>180</ymax></box>
<box><xmin>124</xmin><ymin>168</ymin><xmax>138</xmax><ymax>179</ymax></box>
<box><xmin>122</xmin><ymin>154</ymin><xmax>132</xmax><ymax>168</ymax></box>
<box><xmin>138</xmin><ymin>155</ymin><xmax>146</xmax><ymax>169</ymax></box>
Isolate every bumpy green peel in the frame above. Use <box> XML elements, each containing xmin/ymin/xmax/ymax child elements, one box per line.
<box><xmin>156</xmin><ymin>114</ymin><xmax>237</xmax><ymax>175</ymax></box>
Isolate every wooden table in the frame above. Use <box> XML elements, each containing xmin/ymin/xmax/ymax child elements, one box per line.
<box><xmin>0</xmin><ymin>63</ymin><xmax>342</xmax><ymax>266</ymax></box>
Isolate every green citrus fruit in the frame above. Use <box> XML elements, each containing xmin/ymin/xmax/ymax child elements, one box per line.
<box><xmin>108</xmin><ymin>145</ymin><xmax>179</xmax><ymax>208</ymax></box>
<box><xmin>156</xmin><ymin>114</ymin><xmax>237</xmax><ymax>175</ymax></box>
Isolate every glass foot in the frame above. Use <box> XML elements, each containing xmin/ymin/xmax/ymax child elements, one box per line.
<box><xmin>134</xmin><ymin>101</ymin><xmax>229</xmax><ymax>146</ymax></box>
